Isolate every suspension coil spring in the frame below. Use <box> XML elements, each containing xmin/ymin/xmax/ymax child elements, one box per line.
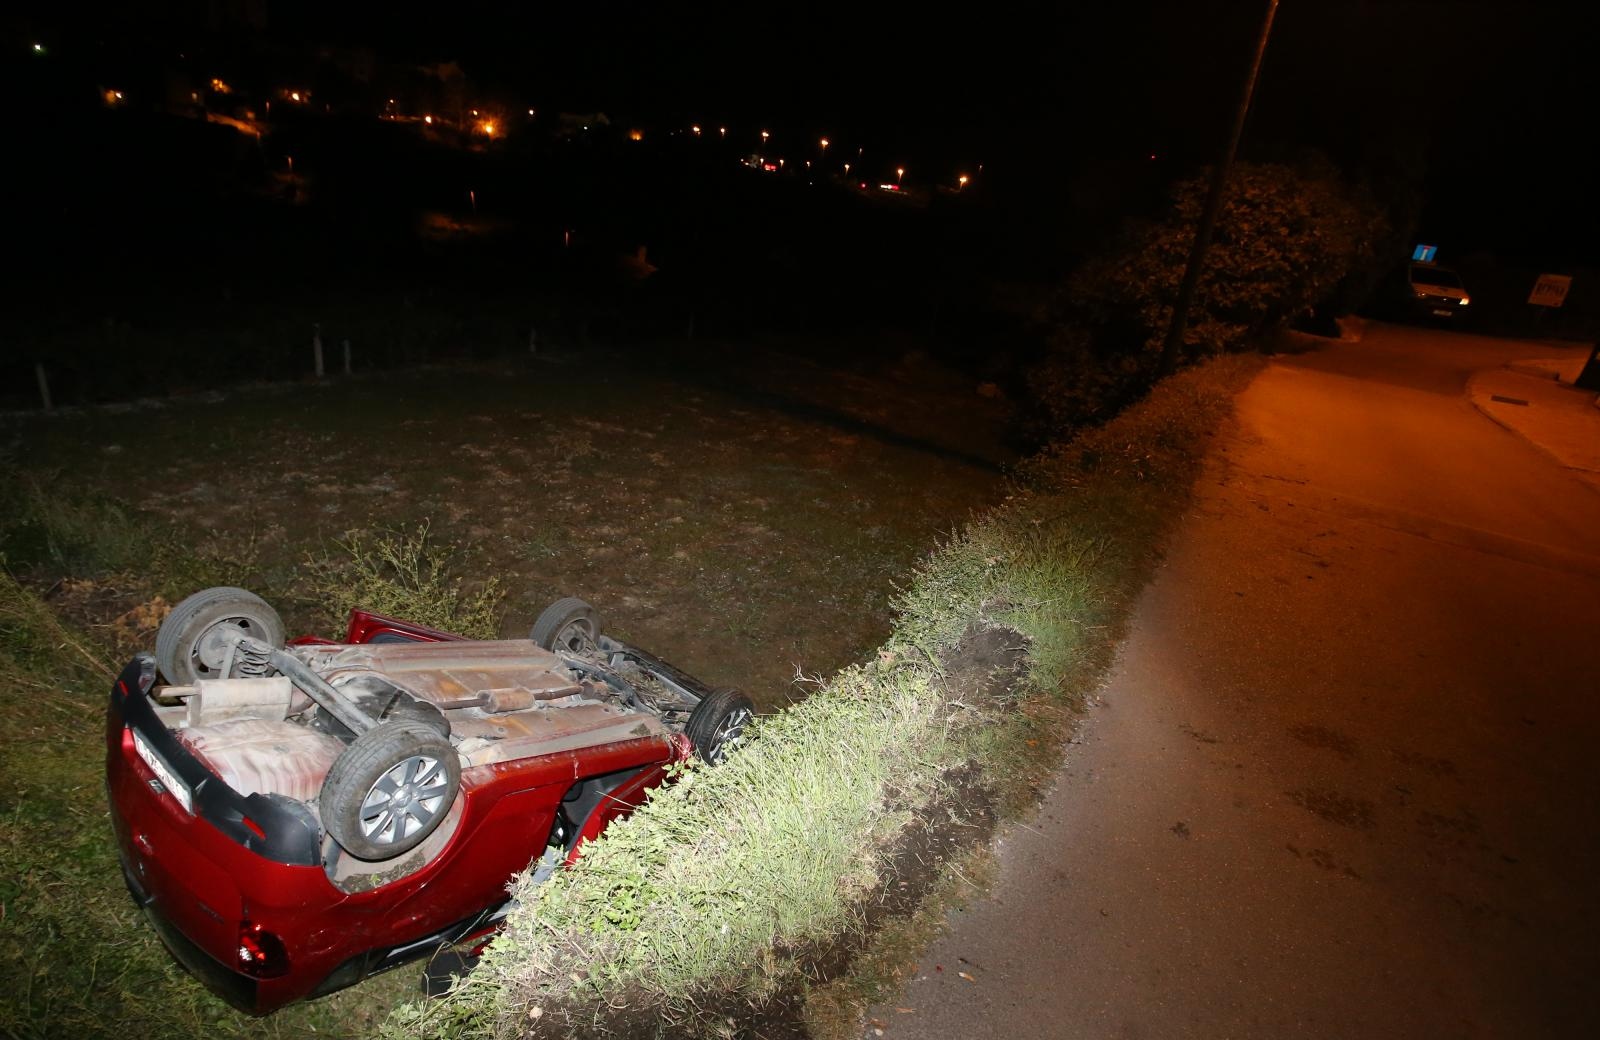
<box><xmin>233</xmin><ymin>640</ymin><xmax>274</xmax><ymax>678</ymax></box>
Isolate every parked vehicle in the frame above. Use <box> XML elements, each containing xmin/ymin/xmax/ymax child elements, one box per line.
<box><xmin>1408</xmin><ymin>261</ymin><xmax>1471</xmax><ymax>319</ymax></box>
<box><xmin>106</xmin><ymin>588</ymin><xmax>753</xmax><ymax>1013</ymax></box>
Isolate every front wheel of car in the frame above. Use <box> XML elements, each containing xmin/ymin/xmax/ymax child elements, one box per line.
<box><xmin>529</xmin><ymin>597</ymin><xmax>602</xmax><ymax>654</ymax></box>
<box><xmin>320</xmin><ymin>721</ymin><xmax>461</xmax><ymax>861</ymax></box>
<box><xmin>685</xmin><ymin>688</ymin><xmax>755</xmax><ymax>765</ymax></box>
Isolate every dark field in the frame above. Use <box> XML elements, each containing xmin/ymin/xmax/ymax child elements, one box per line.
<box><xmin>5</xmin><ymin>336</ymin><xmax>1014</xmax><ymax>710</ymax></box>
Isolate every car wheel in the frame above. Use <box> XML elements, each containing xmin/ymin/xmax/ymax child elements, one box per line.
<box><xmin>529</xmin><ymin>597</ymin><xmax>602</xmax><ymax>654</ymax></box>
<box><xmin>156</xmin><ymin>587</ymin><xmax>285</xmax><ymax>685</ymax></box>
<box><xmin>320</xmin><ymin>721</ymin><xmax>461</xmax><ymax>861</ymax></box>
<box><xmin>685</xmin><ymin>688</ymin><xmax>755</xmax><ymax>765</ymax></box>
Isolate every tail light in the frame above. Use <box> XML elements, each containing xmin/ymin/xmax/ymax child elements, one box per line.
<box><xmin>114</xmin><ymin>655</ymin><xmax>159</xmax><ymax>701</ymax></box>
<box><xmin>236</xmin><ymin>922</ymin><xmax>290</xmax><ymax>978</ymax></box>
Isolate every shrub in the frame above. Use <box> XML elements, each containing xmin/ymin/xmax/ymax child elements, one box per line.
<box><xmin>1026</xmin><ymin>158</ymin><xmax>1389</xmax><ymax>434</ymax></box>
<box><xmin>302</xmin><ymin>522</ymin><xmax>505</xmax><ymax>639</ymax></box>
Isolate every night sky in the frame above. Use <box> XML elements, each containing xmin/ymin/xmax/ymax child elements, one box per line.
<box><xmin>9</xmin><ymin>0</ymin><xmax>1599</xmax><ymax>264</ymax></box>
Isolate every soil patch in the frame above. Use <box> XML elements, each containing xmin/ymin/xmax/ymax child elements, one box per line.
<box><xmin>3</xmin><ymin>339</ymin><xmax>1015</xmax><ymax>713</ymax></box>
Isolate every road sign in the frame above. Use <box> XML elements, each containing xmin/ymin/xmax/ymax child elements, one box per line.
<box><xmin>1528</xmin><ymin>273</ymin><xmax>1572</xmax><ymax>308</ymax></box>
<box><xmin>1412</xmin><ymin>244</ymin><xmax>1437</xmax><ymax>262</ymax></box>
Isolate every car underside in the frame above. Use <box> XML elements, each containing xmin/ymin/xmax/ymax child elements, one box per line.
<box><xmin>106</xmin><ymin>588</ymin><xmax>753</xmax><ymax>1012</ymax></box>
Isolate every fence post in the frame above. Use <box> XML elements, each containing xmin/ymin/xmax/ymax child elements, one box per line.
<box><xmin>342</xmin><ymin>338</ymin><xmax>352</xmax><ymax>375</ymax></box>
<box><xmin>34</xmin><ymin>362</ymin><xmax>53</xmax><ymax>411</ymax></box>
<box><xmin>528</xmin><ymin>327</ymin><xmax>538</xmax><ymax>356</ymax></box>
<box><xmin>312</xmin><ymin>323</ymin><xmax>325</xmax><ymax>378</ymax></box>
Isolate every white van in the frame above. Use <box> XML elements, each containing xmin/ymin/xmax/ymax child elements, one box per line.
<box><xmin>1408</xmin><ymin>262</ymin><xmax>1471</xmax><ymax>318</ymax></box>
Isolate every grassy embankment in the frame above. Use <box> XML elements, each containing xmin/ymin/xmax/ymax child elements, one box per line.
<box><xmin>382</xmin><ymin>352</ymin><xmax>1265</xmax><ymax>1039</ymax></box>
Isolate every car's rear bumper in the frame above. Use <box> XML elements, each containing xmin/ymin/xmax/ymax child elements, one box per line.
<box><xmin>121</xmin><ymin>855</ymin><xmax>261</xmax><ymax>1012</ymax></box>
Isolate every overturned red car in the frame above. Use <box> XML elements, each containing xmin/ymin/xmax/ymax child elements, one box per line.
<box><xmin>106</xmin><ymin>587</ymin><xmax>753</xmax><ymax>1013</ymax></box>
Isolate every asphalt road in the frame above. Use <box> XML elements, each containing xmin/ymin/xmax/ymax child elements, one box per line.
<box><xmin>869</xmin><ymin>324</ymin><xmax>1600</xmax><ymax>1039</ymax></box>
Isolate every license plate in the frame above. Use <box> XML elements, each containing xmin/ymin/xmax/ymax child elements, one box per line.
<box><xmin>133</xmin><ymin>729</ymin><xmax>193</xmax><ymax>814</ymax></box>
<box><xmin>1431</xmin><ymin>308</ymin><xmax>1453</xmax><ymax>317</ymax></box>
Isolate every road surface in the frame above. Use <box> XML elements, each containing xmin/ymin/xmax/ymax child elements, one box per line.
<box><xmin>869</xmin><ymin>324</ymin><xmax>1600</xmax><ymax>1038</ymax></box>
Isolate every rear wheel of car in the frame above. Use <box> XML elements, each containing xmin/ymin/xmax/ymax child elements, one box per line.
<box><xmin>529</xmin><ymin>597</ymin><xmax>602</xmax><ymax>654</ymax></box>
<box><xmin>320</xmin><ymin>721</ymin><xmax>461</xmax><ymax>861</ymax></box>
<box><xmin>686</xmin><ymin>688</ymin><xmax>755</xmax><ymax>765</ymax></box>
<box><xmin>156</xmin><ymin>587</ymin><xmax>285</xmax><ymax>685</ymax></box>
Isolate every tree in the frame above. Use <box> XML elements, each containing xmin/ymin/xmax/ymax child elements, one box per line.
<box><xmin>1027</xmin><ymin>159</ymin><xmax>1389</xmax><ymax>434</ymax></box>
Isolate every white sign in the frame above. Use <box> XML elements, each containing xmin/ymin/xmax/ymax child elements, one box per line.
<box><xmin>1528</xmin><ymin>273</ymin><xmax>1572</xmax><ymax>308</ymax></box>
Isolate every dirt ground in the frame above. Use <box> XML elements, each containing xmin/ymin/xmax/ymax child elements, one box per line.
<box><xmin>4</xmin><ymin>337</ymin><xmax>1015</xmax><ymax>711</ymax></box>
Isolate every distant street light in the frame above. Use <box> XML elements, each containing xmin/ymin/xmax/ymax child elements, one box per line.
<box><xmin>761</xmin><ymin>129</ymin><xmax>770</xmax><ymax>147</ymax></box>
<box><xmin>820</xmin><ymin>137</ymin><xmax>830</xmax><ymax>155</ymax></box>
<box><xmin>896</xmin><ymin>167</ymin><xmax>905</xmax><ymax>184</ymax></box>
<box><xmin>844</xmin><ymin>163</ymin><xmax>850</xmax><ymax>175</ymax></box>
<box><xmin>719</xmin><ymin>127</ymin><xmax>727</xmax><ymax>137</ymax></box>
<box><xmin>958</xmin><ymin>174</ymin><xmax>969</xmax><ymax>190</ymax></box>
<box><xmin>692</xmin><ymin>124</ymin><xmax>702</xmax><ymax>135</ymax></box>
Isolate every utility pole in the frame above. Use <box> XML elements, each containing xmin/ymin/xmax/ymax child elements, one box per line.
<box><xmin>1157</xmin><ymin>0</ymin><xmax>1281</xmax><ymax>377</ymax></box>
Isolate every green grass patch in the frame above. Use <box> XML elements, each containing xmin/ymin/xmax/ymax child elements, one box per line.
<box><xmin>302</xmin><ymin>523</ymin><xmax>506</xmax><ymax>639</ymax></box>
<box><xmin>382</xmin><ymin>353</ymin><xmax>1264</xmax><ymax>1038</ymax></box>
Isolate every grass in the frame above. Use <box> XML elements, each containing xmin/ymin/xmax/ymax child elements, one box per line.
<box><xmin>302</xmin><ymin>522</ymin><xmax>506</xmax><ymax>639</ymax></box>
<box><xmin>381</xmin><ymin>352</ymin><xmax>1265</xmax><ymax>1038</ymax></box>
<box><xmin>5</xmin><ymin>344</ymin><xmax>1011</xmax><ymax>712</ymax></box>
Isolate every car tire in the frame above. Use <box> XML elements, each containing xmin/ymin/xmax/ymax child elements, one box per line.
<box><xmin>156</xmin><ymin>587</ymin><xmax>286</xmax><ymax>685</ymax></box>
<box><xmin>320</xmin><ymin>721</ymin><xmax>461</xmax><ymax>861</ymax></box>
<box><xmin>685</xmin><ymin>688</ymin><xmax>754</xmax><ymax>765</ymax></box>
<box><xmin>529</xmin><ymin>597</ymin><xmax>602</xmax><ymax>654</ymax></box>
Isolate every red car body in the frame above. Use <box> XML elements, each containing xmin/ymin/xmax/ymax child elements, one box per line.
<box><xmin>106</xmin><ymin>609</ymin><xmax>691</xmax><ymax>1013</ymax></box>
